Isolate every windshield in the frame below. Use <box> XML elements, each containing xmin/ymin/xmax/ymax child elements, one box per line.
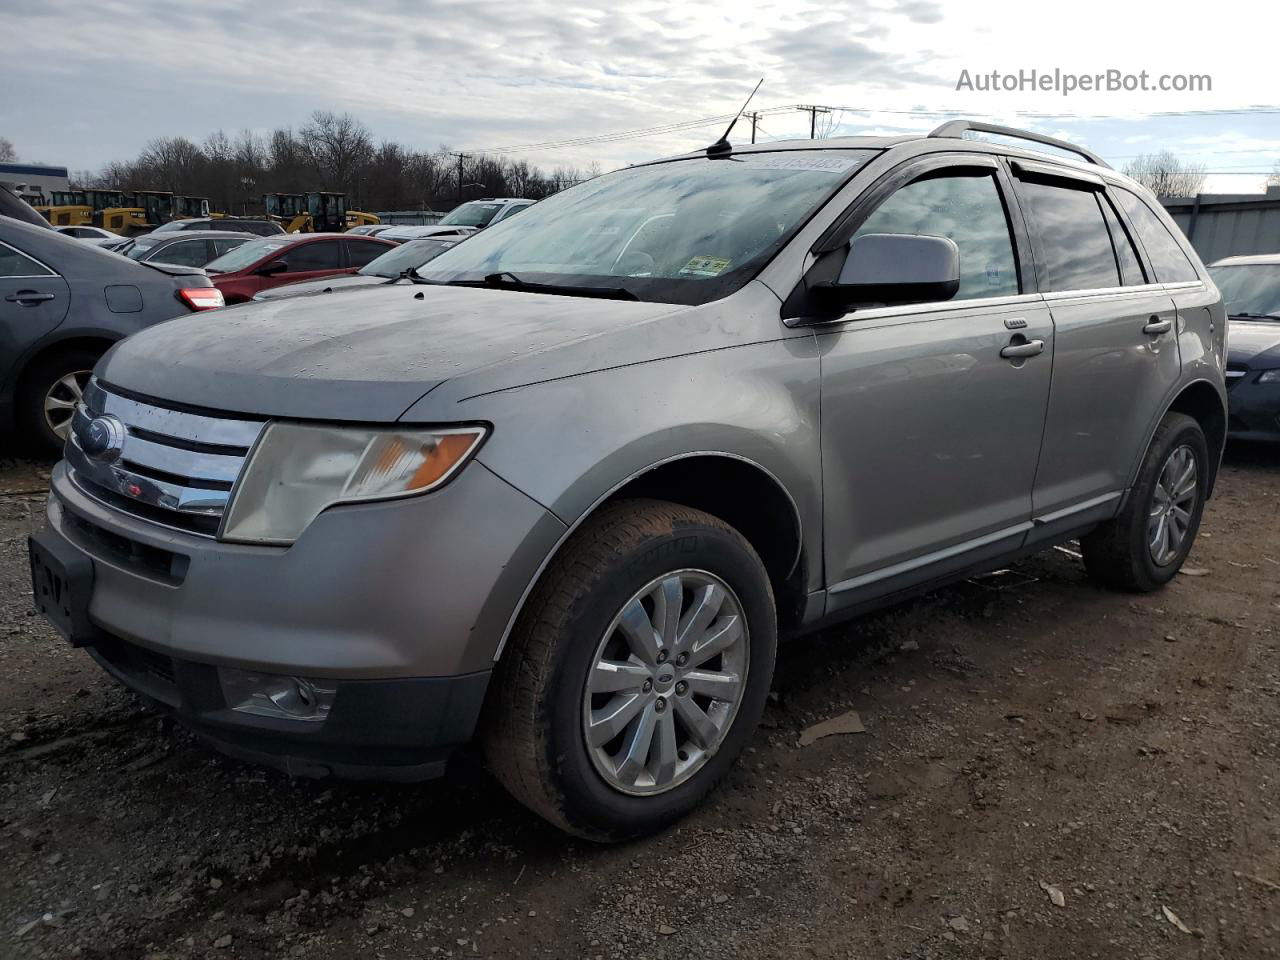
<box><xmin>125</xmin><ymin>237</ymin><xmax>164</xmax><ymax>259</ymax></box>
<box><xmin>359</xmin><ymin>238</ymin><xmax>459</xmax><ymax>278</ymax></box>
<box><xmin>205</xmin><ymin>237</ymin><xmax>289</xmax><ymax>273</ymax></box>
<box><xmin>1210</xmin><ymin>264</ymin><xmax>1280</xmax><ymax>319</ymax></box>
<box><xmin>438</xmin><ymin>201</ymin><xmax>504</xmax><ymax>227</ymax></box>
<box><xmin>419</xmin><ymin>150</ymin><xmax>875</xmax><ymax>304</ymax></box>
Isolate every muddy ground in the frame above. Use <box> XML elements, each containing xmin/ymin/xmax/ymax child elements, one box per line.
<box><xmin>0</xmin><ymin>448</ymin><xmax>1277</xmax><ymax>960</ymax></box>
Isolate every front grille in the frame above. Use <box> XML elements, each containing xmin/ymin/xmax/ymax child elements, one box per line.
<box><xmin>66</xmin><ymin>379</ymin><xmax>266</xmax><ymax>539</ymax></box>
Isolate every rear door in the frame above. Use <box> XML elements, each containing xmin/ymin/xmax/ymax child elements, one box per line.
<box><xmin>344</xmin><ymin>238</ymin><xmax>388</xmax><ymax>270</ymax></box>
<box><xmin>1012</xmin><ymin>161</ymin><xmax>1180</xmax><ymax>526</ymax></box>
<box><xmin>818</xmin><ymin>157</ymin><xmax>1055</xmax><ymax>607</ymax></box>
<box><xmin>0</xmin><ymin>239</ymin><xmax>70</xmax><ymax>392</ymax></box>
<box><xmin>277</xmin><ymin>239</ymin><xmax>344</xmax><ymax>285</ymax></box>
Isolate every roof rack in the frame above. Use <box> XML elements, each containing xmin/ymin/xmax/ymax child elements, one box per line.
<box><xmin>928</xmin><ymin>120</ymin><xmax>1110</xmax><ymax>169</ymax></box>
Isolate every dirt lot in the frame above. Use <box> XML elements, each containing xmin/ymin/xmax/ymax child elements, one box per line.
<box><xmin>0</xmin><ymin>448</ymin><xmax>1277</xmax><ymax>960</ymax></box>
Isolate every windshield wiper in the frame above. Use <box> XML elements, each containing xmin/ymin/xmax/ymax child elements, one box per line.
<box><xmin>383</xmin><ymin>266</ymin><xmax>428</xmax><ymax>284</ymax></box>
<box><xmin>430</xmin><ymin>271</ymin><xmax>638</xmax><ymax>300</ymax></box>
<box><xmin>1230</xmin><ymin>312</ymin><xmax>1280</xmax><ymax>322</ymax></box>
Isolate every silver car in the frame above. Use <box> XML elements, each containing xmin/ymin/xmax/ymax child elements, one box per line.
<box><xmin>30</xmin><ymin>121</ymin><xmax>1226</xmax><ymax>840</ymax></box>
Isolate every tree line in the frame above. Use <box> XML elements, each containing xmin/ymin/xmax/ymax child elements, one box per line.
<box><xmin>66</xmin><ymin>112</ymin><xmax>598</xmax><ymax>214</ymax></box>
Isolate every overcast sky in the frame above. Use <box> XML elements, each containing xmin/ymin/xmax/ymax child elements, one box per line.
<box><xmin>4</xmin><ymin>0</ymin><xmax>1278</xmax><ymax>192</ymax></box>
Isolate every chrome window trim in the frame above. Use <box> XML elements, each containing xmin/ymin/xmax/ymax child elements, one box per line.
<box><xmin>811</xmin><ymin>292</ymin><xmax>1043</xmax><ymax>326</ymax></box>
<box><xmin>0</xmin><ymin>239</ymin><xmax>57</xmax><ymax>279</ymax></box>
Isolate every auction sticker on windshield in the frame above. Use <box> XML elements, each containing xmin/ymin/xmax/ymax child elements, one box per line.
<box><xmin>733</xmin><ymin>154</ymin><xmax>865</xmax><ymax>174</ymax></box>
<box><xmin>679</xmin><ymin>256</ymin><xmax>732</xmax><ymax>277</ymax></box>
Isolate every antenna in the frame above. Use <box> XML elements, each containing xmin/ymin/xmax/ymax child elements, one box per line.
<box><xmin>706</xmin><ymin>78</ymin><xmax>764</xmax><ymax>157</ymax></box>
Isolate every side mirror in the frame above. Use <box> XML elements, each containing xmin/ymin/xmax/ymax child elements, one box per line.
<box><xmin>257</xmin><ymin>259</ymin><xmax>288</xmax><ymax>276</ymax></box>
<box><xmin>817</xmin><ymin>233</ymin><xmax>959</xmax><ymax>308</ymax></box>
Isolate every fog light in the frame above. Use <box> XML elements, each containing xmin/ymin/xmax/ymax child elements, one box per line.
<box><xmin>218</xmin><ymin>669</ymin><xmax>336</xmax><ymax>722</ymax></box>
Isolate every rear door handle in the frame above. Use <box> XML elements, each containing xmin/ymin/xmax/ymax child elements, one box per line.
<box><xmin>1143</xmin><ymin>316</ymin><xmax>1173</xmax><ymax>335</ymax></box>
<box><xmin>5</xmin><ymin>290</ymin><xmax>56</xmax><ymax>305</ymax></box>
<box><xmin>1000</xmin><ymin>339</ymin><xmax>1045</xmax><ymax>359</ymax></box>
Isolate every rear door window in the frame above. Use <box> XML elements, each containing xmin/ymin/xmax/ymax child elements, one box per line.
<box><xmin>345</xmin><ymin>239</ymin><xmax>386</xmax><ymax>268</ymax></box>
<box><xmin>1114</xmin><ymin>190</ymin><xmax>1200</xmax><ymax>283</ymax></box>
<box><xmin>283</xmin><ymin>240</ymin><xmax>342</xmax><ymax>271</ymax></box>
<box><xmin>852</xmin><ymin>171</ymin><xmax>1020</xmax><ymax>300</ymax></box>
<box><xmin>155</xmin><ymin>239</ymin><xmax>211</xmax><ymax>267</ymax></box>
<box><xmin>1017</xmin><ymin>181</ymin><xmax>1120</xmax><ymax>291</ymax></box>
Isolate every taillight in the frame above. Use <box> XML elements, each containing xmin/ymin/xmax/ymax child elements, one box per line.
<box><xmin>177</xmin><ymin>287</ymin><xmax>225</xmax><ymax>311</ymax></box>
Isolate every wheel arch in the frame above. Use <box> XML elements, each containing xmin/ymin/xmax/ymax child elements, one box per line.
<box><xmin>492</xmin><ymin>451</ymin><xmax>809</xmax><ymax>663</ymax></box>
<box><xmin>1159</xmin><ymin>378</ymin><xmax>1227</xmax><ymax>496</ymax></box>
<box><xmin>10</xmin><ymin>334</ymin><xmax>119</xmax><ymax>405</ymax></box>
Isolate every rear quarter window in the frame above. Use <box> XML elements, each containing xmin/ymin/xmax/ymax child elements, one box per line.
<box><xmin>1114</xmin><ymin>190</ymin><xmax>1200</xmax><ymax>283</ymax></box>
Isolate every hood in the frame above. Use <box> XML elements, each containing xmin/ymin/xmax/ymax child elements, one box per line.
<box><xmin>1227</xmin><ymin>319</ymin><xmax>1280</xmax><ymax>367</ymax></box>
<box><xmin>97</xmin><ymin>283</ymin><xmax>687</xmax><ymax>421</ymax></box>
<box><xmin>253</xmin><ymin>274</ymin><xmax>385</xmax><ymax>302</ymax></box>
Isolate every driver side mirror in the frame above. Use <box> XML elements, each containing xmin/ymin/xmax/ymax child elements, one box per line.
<box><xmin>257</xmin><ymin>259</ymin><xmax>288</xmax><ymax>276</ymax></box>
<box><xmin>816</xmin><ymin>233</ymin><xmax>959</xmax><ymax>308</ymax></box>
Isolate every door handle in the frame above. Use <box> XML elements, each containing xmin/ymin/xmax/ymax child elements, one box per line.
<box><xmin>5</xmin><ymin>291</ymin><xmax>56</xmax><ymax>305</ymax></box>
<box><xmin>1000</xmin><ymin>339</ymin><xmax>1045</xmax><ymax>359</ymax></box>
<box><xmin>1143</xmin><ymin>316</ymin><xmax>1173</xmax><ymax>335</ymax></box>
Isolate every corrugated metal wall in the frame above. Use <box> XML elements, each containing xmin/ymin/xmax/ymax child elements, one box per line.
<box><xmin>1163</xmin><ymin>196</ymin><xmax>1280</xmax><ymax>264</ymax></box>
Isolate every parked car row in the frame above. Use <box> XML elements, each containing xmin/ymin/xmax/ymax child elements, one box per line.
<box><xmin>24</xmin><ymin>121</ymin><xmax>1238</xmax><ymax>843</ymax></box>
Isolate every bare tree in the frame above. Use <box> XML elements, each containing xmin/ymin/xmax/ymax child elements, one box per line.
<box><xmin>1122</xmin><ymin>151</ymin><xmax>1207</xmax><ymax>199</ymax></box>
<box><xmin>0</xmin><ymin>137</ymin><xmax>15</xmax><ymax>163</ymax></box>
<box><xmin>299</xmin><ymin>111</ymin><xmax>374</xmax><ymax>192</ymax></box>
<box><xmin>137</xmin><ymin>136</ymin><xmax>205</xmax><ymax>193</ymax></box>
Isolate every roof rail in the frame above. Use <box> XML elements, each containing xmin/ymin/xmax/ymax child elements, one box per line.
<box><xmin>928</xmin><ymin>120</ymin><xmax>1110</xmax><ymax>169</ymax></box>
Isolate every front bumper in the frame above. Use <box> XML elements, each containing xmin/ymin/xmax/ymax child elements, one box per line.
<box><xmin>1227</xmin><ymin>377</ymin><xmax>1280</xmax><ymax>442</ymax></box>
<box><xmin>41</xmin><ymin>458</ymin><xmax>566</xmax><ymax>778</ymax></box>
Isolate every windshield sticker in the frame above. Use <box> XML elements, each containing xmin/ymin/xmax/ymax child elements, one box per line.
<box><xmin>734</xmin><ymin>154</ymin><xmax>863</xmax><ymax>174</ymax></box>
<box><xmin>679</xmin><ymin>255</ymin><xmax>732</xmax><ymax>278</ymax></box>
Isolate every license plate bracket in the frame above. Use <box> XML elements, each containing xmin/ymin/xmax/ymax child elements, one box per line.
<box><xmin>28</xmin><ymin>530</ymin><xmax>98</xmax><ymax>647</ymax></box>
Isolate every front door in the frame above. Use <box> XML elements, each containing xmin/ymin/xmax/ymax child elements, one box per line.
<box><xmin>818</xmin><ymin>162</ymin><xmax>1054</xmax><ymax>606</ymax></box>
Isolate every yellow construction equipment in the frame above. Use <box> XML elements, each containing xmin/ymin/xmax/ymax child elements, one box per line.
<box><xmin>95</xmin><ymin>190</ymin><xmax>174</xmax><ymax>235</ymax></box>
<box><xmin>36</xmin><ymin>189</ymin><xmax>93</xmax><ymax>226</ymax></box>
<box><xmin>265</xmin><ymin>192</ymin><xmax>378</xmax><ymax>232</ymax></box>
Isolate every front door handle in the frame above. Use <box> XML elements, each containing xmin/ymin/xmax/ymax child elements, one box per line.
<box><xmin>1143</xmin><ymin>316</ymin><xmax>1173</xmax><ymax>335</ymax></box>
<box><xmin>5</xmin><ymin>290</ymin><xmax>56</xmax><ymax>305</ymax></box>
<box><xmin>1000</xmin><ymin>339</ymin><xmax>1045</xmax><ymax>359</ymax></box>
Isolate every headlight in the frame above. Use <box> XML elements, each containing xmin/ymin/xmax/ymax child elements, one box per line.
<box><xmin>221</xmin><ymin>422</ymin><xmax>486</xmax><ymax>544</ymax></box>
<box><xmin>1257</xmin><ymin>369</ymin><xmax>1280</xmax><ymax>383</ymax></box>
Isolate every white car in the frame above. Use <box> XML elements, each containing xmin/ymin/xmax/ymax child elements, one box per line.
<box><xmin>378</xmin><ymin>198</ymin><xmax>534</xmax><ymax>243</ymax></box>
<box><xmin>53</xmin><ymin>225</ymin><xmax>120</xmax><ymax>245</ymax></box>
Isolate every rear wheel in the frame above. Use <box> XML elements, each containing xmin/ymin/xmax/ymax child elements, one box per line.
<box><xmin>1081</xmin><ymin>412</ymin><xmax>1208</xmax><ymax>592</ymax></box>
<box><xmin>482</xmin><ymin>499</ymin><xmax>776</xmax><ymax>841</ymax></box>
<box><xmin>17</xmin><ymin>348</ymin><xmax>102</xmax><ymax>456</ymax></box>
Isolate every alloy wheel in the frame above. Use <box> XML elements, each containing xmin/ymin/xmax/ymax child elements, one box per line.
<box><xmin>582</xmin><ymin>569</ymin><xmax>749</xmax><ymax>796</ymax></box>
<box><xmin>1148</xmin><ymin>444</ymin><xmax>1198</xmax><ymax>567</ymax></box>
<box><xmin>43</xmin><ymin>370</ymin><xmax>92</xmax><ymax>441</ymax></box>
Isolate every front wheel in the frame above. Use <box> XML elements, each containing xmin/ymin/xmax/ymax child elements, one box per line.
<box><xmin>1081</xmin><ymin>412</ymin><xmax>1209</xmax><ymax>592</ymax></box>
<box><xmin>482</xmin><ymin>499</ymin><xmax>776</xmax><ymax>841</ymax></box>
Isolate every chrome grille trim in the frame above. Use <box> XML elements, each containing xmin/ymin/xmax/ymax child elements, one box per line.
<box><xmin>67</xmin><ymin>378</ymin><xmax>268</xmax><ymax>537</ymax></box>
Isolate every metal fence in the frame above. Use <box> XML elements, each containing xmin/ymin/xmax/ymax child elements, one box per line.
<box><xmin>1162</xmin><ymin>186</ymin><xmax>1280</xmax><ymax>264</ymax></box>
<box><xmin>374</xmin><ymin>210</ymin><xmax>445</xmax><ymax>226</ymax></box>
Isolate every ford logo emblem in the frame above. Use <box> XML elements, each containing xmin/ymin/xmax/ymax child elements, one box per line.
<box><xmin>81</xmin><ymin>415</ymin><xmax>126</xmax><ymax>464</ymax></box>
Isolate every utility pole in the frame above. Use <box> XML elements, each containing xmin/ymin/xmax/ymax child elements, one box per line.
<box><xmin>796</xmin><ymin>105</ymin><xmax>832</xmax><ymax>139</ymax></box>
<box><xmin>749</xmin><ymin>111</ymin><xmax>759</xmax><ymax>144</ymax></box>
<box><xmin>447</xmin><ymin>152</ymin><xmax>471</xmax><ymax>205</ymax></box>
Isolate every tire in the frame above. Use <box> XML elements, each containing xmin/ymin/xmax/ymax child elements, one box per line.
<box><xmin>17</xmin><ymin>348</ymin><xmax>102</xmax><ymax>457</ymax></box>
<box><xmin>482</xmin><ymin>498</ymin><xmax>776</xmax><ymax>841</ymax></box>
<box><xmin>1081</xmin><ymin>412</ymin><xmax>1208</xmax><ymax>592</ymax></box>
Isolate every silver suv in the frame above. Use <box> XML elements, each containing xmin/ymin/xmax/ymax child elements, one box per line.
<box><xmin>30</xmin><ymin>121</ymin><xmax>1227</xmax><ymax>840</ymax></box>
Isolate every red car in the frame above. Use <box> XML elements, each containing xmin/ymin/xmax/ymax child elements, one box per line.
<box><xmin>203</xmin><ymin>233</ymin><xmax>396</xmax><ymax>303</ymax></box>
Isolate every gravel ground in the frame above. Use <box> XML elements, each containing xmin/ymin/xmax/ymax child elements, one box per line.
<box><xmin>0</xmin><ymin>447</ymin><xmax>1277</xmax><ymax>960</ymax></box>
